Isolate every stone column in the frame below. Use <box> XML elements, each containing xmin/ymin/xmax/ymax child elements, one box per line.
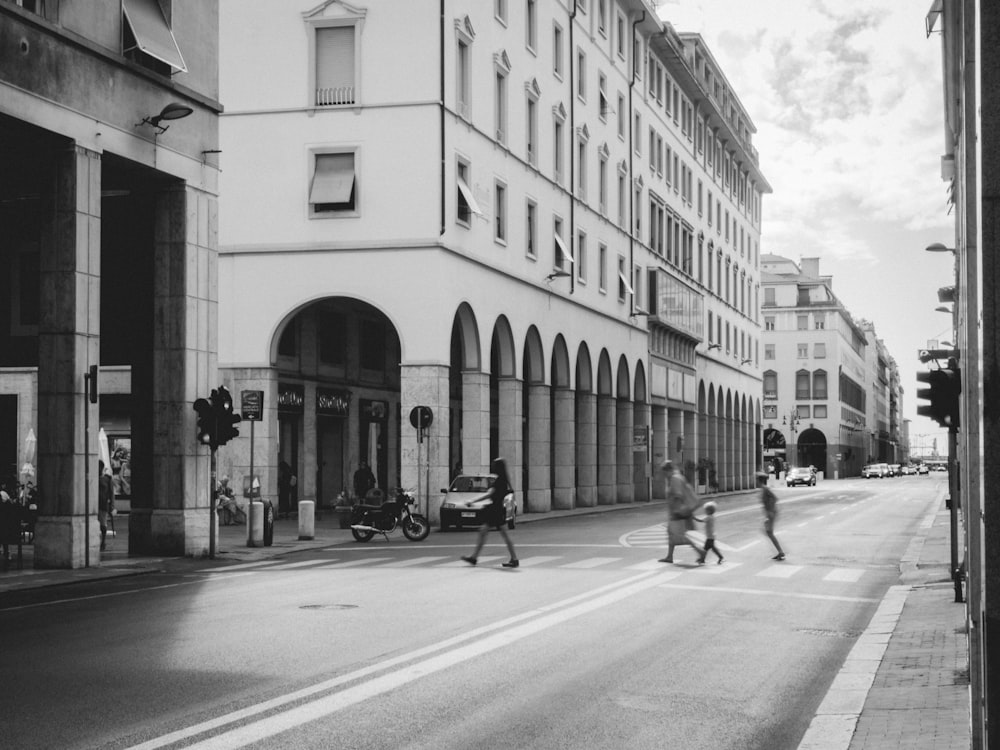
<box><xmin>401</xmin><ymin>364</ymin><xmax>450</xmax><ymax>524</ymax></box>
<box><xmin>301</xmin><ymin>380</ymin><xmax>318</xmax><ymax>506</ymax></box>
<box><xmin>551</xmin><ymin>387</ymin><xmax>576</xmax><ymax>509</ymax></box>
<box><xmin>575</xmin><ymin>391</ymin><xmax>597</xmax><ymax>507</ymax></box>
<box><xmin>498</xmin><ymin>376</ymin><xmax>523</xmax><ymax>511</ymax></box>
<box><xmin>133</xmin><ymin>184</ymin><xmax>217</xmax><ymax>557</ymax></box>
<box><xmin>597</xmin><ymin>394</ymin><xmax>617</xmax><ymax>504</ymax></box>
<box><xmin>651</xmin><ymin>405</ymin><xmax>667</xmax><ymax>499</ymax></box>
<box><xmin>34</xmin><ymin>145</ymin><xmax>101</xmax><ymax>569</ymax></box>
<box><xmin>461</xmin><ymin>370</ymin><xmax>490</xmax><ymax>475</ymax></box>
<box><xmin>526</xmin><ymin>383</ymin><xmax>552</xmax><ymax>512</ymax></box>
<box><xmin>615</xmin><ymin>398</ymin><xmax>634</xmax><ymax>503</ymax></box>
<box><xmin>668</xmin><ymin>408</ymin><xmax>685</xmax><ymax>467</ymax></box>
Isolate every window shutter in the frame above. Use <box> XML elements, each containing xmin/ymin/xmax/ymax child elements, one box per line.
<box><xmin>316</xmin><ymin>26</ymin><xmax>355</xmax><ymax>105</ymax></box>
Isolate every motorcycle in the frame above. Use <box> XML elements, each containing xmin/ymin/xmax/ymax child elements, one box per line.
<box><xmin>350</xmin><ymin>488</ymin><xmax>430</xmax><ymax>542</ymax></box>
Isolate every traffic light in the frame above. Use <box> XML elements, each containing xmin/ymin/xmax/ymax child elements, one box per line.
<box><xmin>916</xmin><ymin>365</ymin><xmax>961</xmax><ymax>429</ymax></box>
<box><xmin>193</xmin><ymin>397</ymin><xmax>215</xmax><ymax>448</ymax></box>
<box><xmin>212</xmin><ymin>385</ymin><xmax>242</xmax><ymax>446</ymax></box>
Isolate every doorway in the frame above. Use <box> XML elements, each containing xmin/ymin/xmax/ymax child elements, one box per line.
<box><xmin>317</xmin><ymin>415</ymin><xmax>345</xmax><ymax>507</ymax></box>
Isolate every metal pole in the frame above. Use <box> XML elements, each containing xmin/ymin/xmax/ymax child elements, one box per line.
<box><xmin>248</xmin><ymin>419</ymin><xmax>255</xmax><ymax>546</ymax></box>
<box><xmin>84</xmin><ymin>370</ymin><xmax>90</xmax><ymax>568</ymax></box>
<box><xmin>209</xmin><ymin>448</ymin><xmax>217</xmax><ymax>559</ymax></box>
<box><xmin>949</xmin><ymin>428</ymin><xmax>962</xmax><ymax>602</ymax></box>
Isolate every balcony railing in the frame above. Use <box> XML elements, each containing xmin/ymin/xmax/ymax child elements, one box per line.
<box><xmin>316</xmin><ymin>86</ymin><xmax>356</xmax><ymax>106</ymax></box>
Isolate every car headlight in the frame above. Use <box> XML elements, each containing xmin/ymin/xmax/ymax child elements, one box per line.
<box><xmin>443</xmin><ymin>502</ymin><xmax>455</xmax><ymax>509</ymax></box>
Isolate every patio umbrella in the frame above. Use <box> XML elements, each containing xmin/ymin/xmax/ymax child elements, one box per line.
<box><xmin>98</xmin><ymin>428</ymin><xmax>111</xmax><ymax>474</ymax></box>
<box><xmin>20</xmin><ymin>428</ymin><xmax>36</xmax><ymax>483</ymax></box>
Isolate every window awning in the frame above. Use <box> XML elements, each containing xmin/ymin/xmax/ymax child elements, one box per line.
<box><xmin>618</xmin><ymin>270</ymin><xmax>634</xmax><ymax>295</ymax></box>
<box><xmin>123</xmin><ymin>0</ymin><xmax>187</xmax><ymax>72</ymax></box>
<box><xmin>457</xmin><ymin>176</ymin><xmax>484</xmax><ymax>216</ymax></box>
<box><xmin>310</xmin><ymin>154</ymin><xmax>355</xmax><ymax>204</ymax></box>
<box><xmin>554</xmin><ymin>233</ymin><xmax>574</xmax><ymax>264</ymax></box>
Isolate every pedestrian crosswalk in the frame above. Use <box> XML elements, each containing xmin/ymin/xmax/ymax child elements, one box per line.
<box><xmin>204</xmin><ymin>555</ymin><xmax>873</xmax><ymax>586</ymax></box>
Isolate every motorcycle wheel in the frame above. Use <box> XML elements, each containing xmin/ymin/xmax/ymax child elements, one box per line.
<box><xmin>351</xmin><ymin>527</ymin><xmax>376</xmax><ymax>542</ymax></box>
<box><xmin>403</xmin><ymin>515</ymin><xmax>430</xmax><ymax>541</ymax></box>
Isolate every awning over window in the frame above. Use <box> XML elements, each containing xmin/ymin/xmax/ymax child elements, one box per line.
<box><xmin>554</xmin><ymin>232</ymin><xmax>574</xmax><ymax>264</ymax></box>
<box><xmin>457</xmin><ymin>176</ymin><xmax>484</xmax><ymax>216</ymax></box>
<box><xmin>123</xmin><ymin>0</ymin><xmax>187</xmax><ymax>73</ymax></box>
<box><xmin>618</xmin><ymin>270</ymin><xmax>634</xmax><ymax>295</ymax></box>
<box><xmin>310</xmin><ymin>154</ymin><xmax>355</xmax><ymax>204</ymax></box>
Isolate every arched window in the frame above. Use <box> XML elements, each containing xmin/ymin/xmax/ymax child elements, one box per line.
<box><xmin>796</xmin><ymin>369</ymin><xmax>811</xmax><ymax>400</ymax></box>
<box><xmin>813</xmin><ymin>370</ymin><xmax>828</xmax><ymax>400</ymax></box>
<box><xmin>763</xmin><ymin>370</ymin><xmax>777</xmax><ymax>399</ymax></box>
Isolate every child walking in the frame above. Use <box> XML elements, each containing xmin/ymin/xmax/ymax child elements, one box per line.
<box><xmin>695</xmin><ymin>501</ymin><xmax>724</xmax><ymax>565</ymax></box>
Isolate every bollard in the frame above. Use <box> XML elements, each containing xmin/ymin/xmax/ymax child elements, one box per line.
<box><xmin>248</xmin><ymin>501</ymin><xmax>264</xmax><ymax>547</ymax></box>
<box><xmin>298</xmin><ymin>500</ymin><xmax>315</xmax><ymax>540</ymax></box>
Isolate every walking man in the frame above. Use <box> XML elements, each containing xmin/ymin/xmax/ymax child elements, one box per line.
<box><xmin>658</xmin><ymin>460</ymin><xmax>701</xmax><ymax>564</ymax></box>
<box><xmin>757</xmin><ymin>471</ymin><xmax>785</xmax><ymax>560</ymax></box>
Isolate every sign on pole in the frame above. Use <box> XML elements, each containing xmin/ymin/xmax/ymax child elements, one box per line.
<box><xmin>241</xmin><ymin>390</ymin><xmax>264</xmax><ymax>421</ymax></box>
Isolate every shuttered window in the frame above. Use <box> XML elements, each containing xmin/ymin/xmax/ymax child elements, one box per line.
<box><xmin>316</xmin><ymin>26</ymin><xmax>355</xmax><ymax>106</ymax></box>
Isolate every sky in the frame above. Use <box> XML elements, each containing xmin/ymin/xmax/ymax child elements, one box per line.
<box><xmin>657</xmin><ymin>0</ymin><xmax>954</xmax><ymax>455</ymax></box>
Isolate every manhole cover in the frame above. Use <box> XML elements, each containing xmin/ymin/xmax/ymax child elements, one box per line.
<box><xmin>299</xmin><ymin>604</ymin><xmax>359</xmax><ymax>611</ymax></box>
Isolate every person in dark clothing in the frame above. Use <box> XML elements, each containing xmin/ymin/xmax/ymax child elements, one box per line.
<box><xmin>98</xmin><ymin>460</ymin><xmax>114</xmax><ymax>551</ymax></box>
<box><xmin>277</xmin><ymin>460</ymin><xmax>296</xmax><ymax>519</ymax></box>
<box><xmin>353</xmin><ymin>460</ymin><xmax>376</xmax><ymax>501</ymax></box>
<box><xmin>462</xmin><ymin>457</ymin><xmax>518</xmax><ymax>568</ymax></box>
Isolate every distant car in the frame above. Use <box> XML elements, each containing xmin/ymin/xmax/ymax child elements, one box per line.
<box><xmin>900</xmin><ymin>465</ymin><xmax>917</xmax><ymax>476</ymax></box>
<box><xmin>888</xmin><ymin>464</ymin><xmax>901</xmax><ymax>477</ymax></box>
<box><xmin>439</xmin><ymin>474</ymin><xmax>516</xmax><ymax>531</ymax></box>
<box><xmin>862</xmin><ymin>463</ymin><xmax>889</xmax><ymax>479</ymax></box>
<box><xmin>786</xmin><ymin>466</ymin><xmax>816</xmax><ymax>487</ymax></box>
<box><xmin>917</xmin><ymin>464</ymin><xmax>930</xmax><ymax>475</ymax></box>
<box><xmin>933</xmin><ymin>464</ymin><xmax>949</xmax><ymax>473</ymax></box>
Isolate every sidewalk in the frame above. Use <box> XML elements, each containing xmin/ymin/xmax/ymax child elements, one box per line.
<box><xmin>799</xmin><ymin>494</ymin><xmax>971</xmax><ymax>749</ymax></box>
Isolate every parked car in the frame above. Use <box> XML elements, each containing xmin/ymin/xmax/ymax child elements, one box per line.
<box><xmin>439</xmin><ymin>474</ymin><xmax>516</xmax><ymax>530</ymax></box>
<box><xmin>786</xmin><ymin>466</ymin><xmax>817</xmax><ymax>487</ymax></box>
<box><xmin>900</xmin><ymin>465</ymin><xmax>917</xmax><ymax>476</ymax></box>
<box><xmin>917</xmin><ymin>464</ymin><xmax>930</xmax><ymax>475</ymax></box>
<box><xmin>888</xmin><ymin>464</ymin><xmax>901</xmax><ymax>477</ymax></box>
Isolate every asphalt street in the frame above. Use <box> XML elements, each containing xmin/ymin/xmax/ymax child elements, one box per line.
<box><xmin>0</xmin><ymin>476</ymin><xmax>944</xmax><ymax>750</ymax></box>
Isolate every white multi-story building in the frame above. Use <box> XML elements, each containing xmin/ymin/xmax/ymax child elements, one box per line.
<box><xmin>217</xmin><ymin>0</ymin><xmax>768</xmax><ymax>521</ymax></box>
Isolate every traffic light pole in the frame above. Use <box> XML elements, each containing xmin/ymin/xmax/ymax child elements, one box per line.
<box><xmin>949</xmin><ymin>428</ymin><xmax>962</xmax><ymax>603</ymax></box>
<box><xmin>209</xmin><ymin>447</ymin><xmax>218</xmax><ymax>559</ymax></box>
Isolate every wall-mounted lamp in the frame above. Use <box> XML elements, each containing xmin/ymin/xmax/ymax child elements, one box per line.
<box><xmin>136</xmin><ymin>101</ymin><xmax>194</xmax><ymax>134</ymax></box>
<box><xmin>706</xmin><ymin>343</ymin><xmax>721</xmax><ymax>351</ymax></box>
<box><xmin>741</xmin><ymin>358</ymin><xmax>752</xmax><ymax>365</ymax></box>
<box><xmin>926</xmin><ymin>242</ymin><xmax>956</xmax><ymax>254</ymax></box>
<box><xmin>935</xmin><ymin>305</ymin><xmax>953</xmax><ymax>314</ymax></box>
<box><xmin>941</xmin><ymin>341</ymin><xmax>954</xmax><ymax>348</ymax></box>
<box><xmin>545</xmin><ymin>269</ymin><xmax>571</xmax><ymax>282</ymax></box>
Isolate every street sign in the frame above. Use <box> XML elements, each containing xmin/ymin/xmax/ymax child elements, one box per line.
<box><xmin>409</xmin><ymin>405</ymin><xmax>433</xmax><ymax>429</ymax></box>
<box><xmin>241</xmin><ymin>390</ymin><xmax>264</xmax><ymax>421</ymax></box>
<box><xmin>835</xmin><ymin>453</ymin><xmax>842</xmax><ymax>461</ymax></box>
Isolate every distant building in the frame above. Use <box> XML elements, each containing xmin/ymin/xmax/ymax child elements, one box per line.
<box><xmin>217</xmin><ymin>0</ymin><xmax>770</xmax><ymax>519</ymax></box>
<box><xmin>857</xmin><ymin>319</ymin><xmax>905</xmax><ymax>465</ymax></box>
<box><xmin>760</xmin><ymin>255</ymin><xmax>873</xmax><ymax>477</ymax></box>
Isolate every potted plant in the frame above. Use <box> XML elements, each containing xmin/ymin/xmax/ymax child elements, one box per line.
<box><xmin>333</xmin><ymin>492</ymin><xmax>353</xmax><ymax>529</ymax></box>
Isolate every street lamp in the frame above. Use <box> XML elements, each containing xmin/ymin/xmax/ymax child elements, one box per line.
<box><xmin>782</xmin><ymin>411</ymin><xmax>801</xmax><ymax>466</ymax></box>
<box><xmin>926</xmin><ymin>242</ymin><xmax>956</xmax><ymax>254</ymax></box>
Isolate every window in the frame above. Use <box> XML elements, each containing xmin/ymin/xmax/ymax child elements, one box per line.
<box><xmin>310</xmin><ymin>151</ymin><xmax>357</xmax><ymax>216</ymax></box>
<box><xmin>617</xmin><ymin>255</ymin><xmax>628</xmax><ymax>302</ymax></box>
<box><xmin>814</xmin><ymin>313</ymin><xmax>826</xmax><ymax>330</ymax></box>
<box><xmin>554</xmin><ymin>117</ymin><xmax>564</xmax><ymax>184</ymax></box>
<box><xmin>764</xmin><ymin>287</ymin><xmax>775</xmax><ymax>305</ymax></box>
<box><xmin>617</xmin><ymin>170</ymin><xmax>626</xmax><ymax>228</ymax></box>
<box><xmin>634</xmin><ymin>113</ymin><xmax>642</xmax><ymax>155</ymax></box>
<box><xmin>526</xmin><ymin>0</ymin><xmax>537</xmax><ymax>50</ymax></box>
<box><xmin>813</xmin><ymin>405</ymin><xmax>828</xmax><ymax>419</ymax></box>
<box><xmin>495</xmin><ymin>0</ymin><xmax>507</xmax><ymax>24</ymax></box>
<box><xmin>617</xmin><ymin>93</ymin><xmax>626</xmax><ymax>138</ymax></box>
<box><xmin>553</xmin><ymin>23</ymin><xmax>564</xmax><ymax>77</ymax></box>
<box><xmin>576</xmin><ymin>231</ymin><xmax>587</xmax><ymax>283</ymax></box>
<box><xmin>797</xmin><ymin>343</ymin><xmax>809</xmax><ymax>359</ymax></box>
<box><xmin>526</xmin><ymin>86</ymin><xmax>538</xmax><ymax>165</ymax></box>
<box><xmin>577</xmin><ymin>49</ymin><xmax>587</xmax><ymax>100</ymax></box>
<box><xmin>598</xmin><ymin>72</ymin><xmax>608</xmax><ymax>121</ymax></box>
<box><xmin>456</xmin><ymin>159</ymin><xmax>483</xmax><ymax>225</ymax></box>
<box><xmin>633</xmin><ymin>263</ymin><xmax>643</xmax><ymax>310</ymax></box>
<box><xmin>763</xmin><ymin>371</ymin><xmax>777</xmax><ymax>400</ymax></box>
<box><xmin>576</xmin><ymin>135</ymin><xmax>587</xmax><ymax>199</ymax></box>
<box><xmin>457</xmin><ymin>38</ymin><xmax>471</xmax><ymax>118</ymax></box>
<box><xmin>796</xmin><ymin>405</ymin><xmax>811</xmax><ymax>419</ymax></box>
<box><xmin>597</xmin><ymin>0</ymin><xmax>607</xmax><ymax>36</ymax></box>
<box><xmin>494</xmin><ymin>180</ymin><xmax>507</xmax><ymax>243</ymax></box>
<box><xmin>123</xmin><ymin>0</ymin><xmax>187</xmax><ymax>75</ymax></box>
<box><xmin>616</xmin><ymin>12</ymin><xmax>626</xmax><ymax>59</ymax></box>
<box><xmin>796</xmin><ymin>370</ymin><xmax>811</xmax><ymax>400</ymax></box>
<box><xmin>494</xmin><ymin>64</ymin><xmax>508</xmax><ymax>143</ymax></box>
<box><xmin>814</xmin><ymin>342</ymin><xmax>826</xmax><ymax>358</ymax></box>
<box><xmin>526</xmin><ymin>199</ymin><xmax>537</xmax><ymax>258</ymax></box>
<box><xmin>554</xmin><ymin>217</ymin><xmax>573</xmax><ymax>271</ymax></box>
<box><xmin>797</xmin><ymin>314</ymin><xmax>808</xmax><ymax>330</ymax></box>
<box><xmin>813</xmin><ymin>370</ymin><xmax>828</xmax><ymax>400</ymax></box>
<box><xmin>599</xmin><ymin>152</ymin><xmax>608</xmax><ymax>216</ymax></box>
<box><xmin>599</xmin><ymin>243</ymin><xmax>608</xmax><ymax>292</ymax></box>
<box><xmin>764</xmin><ymin>344</ymin><xmax>775</xmax><ymax>360</ymax></box>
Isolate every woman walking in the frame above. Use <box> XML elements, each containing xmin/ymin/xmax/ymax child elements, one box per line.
<box><xmin>757</xmin><ymin>471</ymin><xmax>785</xmax><ymax>560</ymax></box>
<box><xmin>462</xmin><ymin>457</ymin><xmax>519</xmax><ymax>568</ymax></box>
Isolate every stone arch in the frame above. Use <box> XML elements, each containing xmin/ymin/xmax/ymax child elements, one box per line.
<box><xmin>490</xmin><ymin>315</ymin><xmax>517</xmax><ymax>378</ymax></box>
<box><xmin>451</xmin><ymin>302</ymin><xmax>482</xmax><ymax>371</ymax></box>
<box><xmin>523</xmin><ymin>325</ymin><xmax>546</xmax><ymax>384</ymax></box>
<box><xmin>633</xmin><ymin>361</ymin><xmax>647</xmax><ymax>402</ymax></box>
<box><xmin>596</xmin><ymin>349</ymin><xmax>614</xmax><ymax>397</ymax></box>
<box><xmin>551</xmin><ymin>335</ymin><xmax>571</xmax><ymax>388</ymax></box>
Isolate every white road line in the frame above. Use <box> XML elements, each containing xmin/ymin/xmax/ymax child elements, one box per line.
<box><xmin>434</xmin><ymin>556</ymin><xmax>504</xmax><ymax>568</ymax></box>
<box><xmin>320</xmin><ymin>558</ymin><xmax>393</xmax><ymax>568</ymax></box>
<box><xmin>205</xmin><ymin>561</ymin><xmax>284</xmax><ymax>573</ymax></box>
<box><xmin>658</xmin><ymin>583</ymin><xmax>879</xmax><ymax>604</ymax></box>
<box><xmin>124</xmin><ymin>569</ymin><xmax>672</xmax><ymax>750</ymax></box>
<box><xmin>692</xmin><ymin>561</ymin><xmax>742</xmax><ymax>575</ymax></box>
<box><xmin>560</xmin><ymin>557</ymin><xmax>621</xmax><ymax>569</ymax></box>
<box><xmin>795</xmin><ymin>522</ymin><xmax>809</xmax><ymax>528</ymax></box>
<box><xmin>625</xmin><ymin>560</ymin><xmax>667</xmax><ymax>571</ymax></box>
<box><xmin>756</xmin><ymin>564</ymin><xmax>804</xmax><ymax>579</ymax></box>
<box><xmin>513</xmin><ymin>556</ymin><xmax>563</xmax><ymax>567</ymax></box>
<box><xmin>375</xmin><ymin>556</ymin><xmax>450</xmax><ymax>567</ymax></box>
<box><xmin>823</xmin><ymin>568</ymin><xmax>865</xmax><ymax>583</ymax></box>
<box><xmin>263</xmin><ymin>560</ymin><xmax>334</xmax><ymax>571</ymax></box>
<box><xmin>734</xmin><ymin>540</ymin><xmax>762</xmax><ymax>552</ymax></box>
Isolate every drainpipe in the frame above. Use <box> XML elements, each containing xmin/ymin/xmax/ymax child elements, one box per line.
<box><xmin>568</xmin><ymin>1</ymin><xmax>578</xmax><ymax>294</ymax></box>
<box><xmin>628</xmin><ymin>11</ymin><xmax>645</xmax><ymax>314</ymax></box>
<box><xmin>439</xmin><ymin>0</ymin><xmax>446</xmax><ymax>236</ymax></box>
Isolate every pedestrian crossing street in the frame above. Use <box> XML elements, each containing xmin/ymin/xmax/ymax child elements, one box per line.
<box><xmin>204</xmin><ymin>554</ymin><xmax>871</xmax><ymax>585</ymax></box>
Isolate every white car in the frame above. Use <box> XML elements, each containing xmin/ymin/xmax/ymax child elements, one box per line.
<box><xmin>439</xmin><ymin>474</ymin><xmax>516</xmax><ymax>531</ymax></box>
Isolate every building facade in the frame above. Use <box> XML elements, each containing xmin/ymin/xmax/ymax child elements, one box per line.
<box><xmin>216</xmin><ymin>0</ymin><xmax>769</xmax><ymax>523</ymax></box>
<box><xmin>759</xmin><ymin>255</ymin><xmax>878</xmax><ymax>478</ymax></box>
<box><xmin>858</xmin><ymin>319</ymin><xmax>905</xmax><ymax>465</ymax></box>
<box><xmin>0</xmin><ymin>0</ymin><xmax>222</xmax><ymax>566</ymax></box>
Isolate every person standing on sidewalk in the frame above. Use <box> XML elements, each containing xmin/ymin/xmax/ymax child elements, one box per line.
<box><xmin>98</xmin><ymin>460</ymin><xmax>114</xmax><ymax>551</ymax></box>
<box><xmin>462</xmin><ymin>457</ymin><xmax>519</xmax><ymax>568</ymax></box>
<box><xmin>695</xmin><ymin>501</ymin><xmax>724</xmax><ymax>565</ymax></box>
<box><xmin>757</xmin><ymin>471</ymin><xmax>785</xmax><ymax>560</ymax></box>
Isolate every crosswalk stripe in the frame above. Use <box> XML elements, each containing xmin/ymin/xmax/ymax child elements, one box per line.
<box><xmin>626</xmin><ymin>560</ymin><xmax>667</xmax><ymax>571</ymax></box>
<box><xmin>823</xmin><ymin>568</ymin><xmax>865</xmax><ymax>583</ymax></box>
<box><xmin>434</xmin><ymin>556</ymin><xmax>504</xmax><ymax>568</ymax></box>
<box><xmin>265</xmin><ymin>560</ymin><xmax>334</xmax><ymax>571</ymax></box>
<box><xmin>515</xmin><ymin>556</ymin><xmax>562</xmax><ymax>567</ymax></box>
<box><xmin>208</xmin><ymin>561</ymin><xmax>283</xmax><ymax>573</ymax></box>
<box><xmin>320</xmin><ymin>557</ymin><xmax>393</xmax><ymax>568</ymax></box>
<box><xmin>755</xmin><ymin>564</ymin><xmax>803</xmax><ymax>579</ymax></box>
<box><xmin>693</xmin><ymin>561</ymin><xmax>742</xmax><ymax>575</ymax></box>
<box><xmin>376</xmin><ymin>556</ymin><xmax>450</xmax><ymax>567</ymax></box>
<box><xmin>559</xmin><ymin>557</ymin><xmax>621</xmax><ymax>569</ymax></box>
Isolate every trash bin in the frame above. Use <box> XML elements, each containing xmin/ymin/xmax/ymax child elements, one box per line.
<box><xmin>263</xmin><ymin>499</ymin><xmax>275</xmax><ymax>547</ymax></box>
